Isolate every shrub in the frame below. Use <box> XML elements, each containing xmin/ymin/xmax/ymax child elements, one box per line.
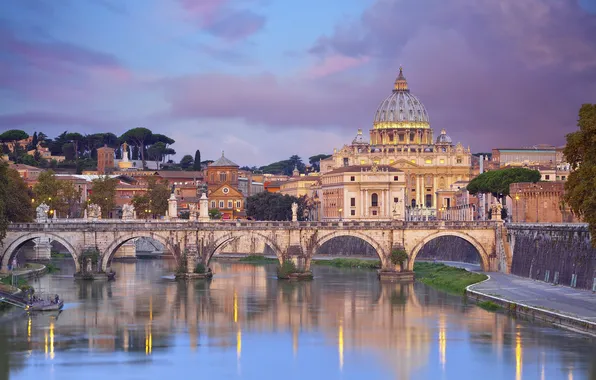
<box><xmin>194</xmin><ymin>263</ymin><xmax>206</xmax><ymax>274</ymax></box>
<box><xmin>390</xmin><ymin>249</ymin><xmax>408</xmax><ymax>266</ymax></box>
<box><xmin>277</xmin><ymin>260</ymin><xmax>297</xmax><ymax>278</ymax></box>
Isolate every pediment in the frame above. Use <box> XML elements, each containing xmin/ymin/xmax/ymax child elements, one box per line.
<box><xmin>210</xmin><ymin>183</ymin><xmax>243</xmax><ymax>197</ymax></box>
<box><xmin>391</xmin><ymin>159</ymin><xmax>421</xmax><ymax>169</ymax></box>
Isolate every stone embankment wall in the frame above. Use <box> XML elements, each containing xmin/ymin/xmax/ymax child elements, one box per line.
<box><xmin>508</xmin><ymin>224</ymin><xmax>596</xmax><ymax>290</ymax></box>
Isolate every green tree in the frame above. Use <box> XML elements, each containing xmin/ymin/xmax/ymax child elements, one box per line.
<box><xmin>120</xmin><ymin>128</ymin><xmax>153</xmax><ymax>168</ymax></box>
<box><xmin>33</xmin><ymin>171</ymin><xmax>73</xmax><ymax>217</ymax></box>
<box><xmin>563</xmin><ymin>104</ymin><xmax>596</xmax><ymax>245</ymax></box>
<box><xmin>309</xmin><ymin>154</ymin><xmax>332</xmax><ymax>172</ymax></box>
<box><xmin>467</xmin><ymin>167</ymin><xmax>541</xmax><ymax>204</ymax></box>
<box><xmin>148</xmin><ymin>142</ymin><xmax>166</xmax><ymax>169</ymax></box>
<box><xmin>62</xmin><ymin>143</ymin><xmax>76</xmax><ymax>161</ymax></box>
<box><xmin>193</xmin><ymin>150</ymin><xmax>201</xmax><ymax>171</ymax></box>
<box><xmin>208</xmin><ymin>208</ymin><xmax>222</xmax><ymax>219</ymax></box>
<box><xmin>131</xmin><ymin>177</ymin><xmax>170</xmax><ymax>218</ymax></box>
<box><xmin>0</xmin><ymin>163</ymin><xmax>34</xmax><ymax>244</ymax></box>
<box><xmin>66</xmin><ymin>132</ymin><xmax>84</xmax><ymax>160</ymax></box>
<box><xmin>180</xmin><ymin>154</ymin><xmax>194</xmax><ymax>169</ymax></box>
<box><xmin>89</xmin><ymin>176</ymin><xmax>119</xmax><ymax>218</ymax></box>
<box><xmin>246</xmin><ymin>192</ymin><xmax>307</xmax><ymax>221</ymax></box>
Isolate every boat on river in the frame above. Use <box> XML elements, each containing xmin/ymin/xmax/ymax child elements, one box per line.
<box><xmin>26</xmin><ymin>299</ymin><xmax>64</xmax><ymax>312</ymax></box>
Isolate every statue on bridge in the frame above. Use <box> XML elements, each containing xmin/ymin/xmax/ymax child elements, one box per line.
<box><xmin>36</xmin><ymin>203</ymin><xmax>50</xmax><ymax>223</ymax></box>
<box><xmin>122</xmin><ymin>204</ymin><xmax>135</xmax><ymax>220</ymax></box>
<box><xmin>291</xmin><ymin>202</ymin><xmax>298</xmax><ymax>222</ymax></box>
<box><xmin>87</xmin><ymin>204</ymin><xmax>101</xmax><ymax>219</ymax></box>
<box><xmin>490</xmin><ymin>201</ymin><xmax>503</xmax><ymax>221</ymax></box>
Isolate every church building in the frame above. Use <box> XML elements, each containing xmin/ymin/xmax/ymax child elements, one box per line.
<box><xmin>318</xmin><ymin>67</ymin><xmax>472</xmax><ymax>220</ymax></box>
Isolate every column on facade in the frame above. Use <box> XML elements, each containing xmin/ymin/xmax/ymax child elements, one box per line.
<box><xmin>432</xmin><ymin>176</ymin><xmax>437</xmax><ymax>208</ymax></box>
<box><xmin>365</xmin><ymin>189</ymin><xmax>369</xmax><ymax>217</ymax></box>
<box><xmin>360</xmin><ymin>189</ymin><xmax>364</xmax><ymax>218</ymax></box>
<box><xmin>387</xmin><ymin>188</ymin><xmax>391</xmax><ymax>217</ymax></box>
<box><xmin>380</xmin><ymin>189</ymin><xmax>384</xmax><ymax>217</ymax></box>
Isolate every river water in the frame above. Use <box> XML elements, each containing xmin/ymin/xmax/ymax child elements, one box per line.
<box><xmin>1</xmin><ymin>260</ymin><xmax>594</xmax><ymax>380</ymax></box>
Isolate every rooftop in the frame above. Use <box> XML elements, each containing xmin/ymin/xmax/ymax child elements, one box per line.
<box><xmin>209</xmin><ymin>151</ymin><xmax>239</xmax><ymax>167</ymax></box>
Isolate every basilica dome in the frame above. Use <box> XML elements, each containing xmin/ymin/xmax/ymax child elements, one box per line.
<box><xmin>373</xmin><ymin>67</ymin><xmax>430</xmax><ymax>129</ymax></box>
<box><xmin>436</xmin><ymin>129</ymin><xmax>452</xmax><ymax>145</ymax></box>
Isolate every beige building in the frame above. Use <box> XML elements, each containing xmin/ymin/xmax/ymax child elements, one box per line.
<box><xmin>279</xmin><ymin>173</ymin><xmax>320</xmax><ymax>198</ymax></box>
<box><xmin>318</xmin><ymin>165</ymin><xmax>406</xmax><ymax>221</ymax></box>
<box><xmin>319</xmin><ymin>67</ymin><xmax>471</xmax><ymax>215</ymax></box>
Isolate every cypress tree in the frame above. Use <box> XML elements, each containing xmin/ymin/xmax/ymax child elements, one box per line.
<box><xmin>193</xmin><ymin>149</ymin><xmax>201</xmax><ymax>170</ymax></box>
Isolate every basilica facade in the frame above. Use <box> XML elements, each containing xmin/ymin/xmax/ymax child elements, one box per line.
<box><xmin>318</xmin><ymin>68</ymin><xmax>472</xmax><ymax>220</ymax></box>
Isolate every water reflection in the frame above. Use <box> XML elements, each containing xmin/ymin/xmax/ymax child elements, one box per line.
<box><xmin>0</xmin><ymin>260</ymin><xmax>595</xmax><ymax>380</ymax></box>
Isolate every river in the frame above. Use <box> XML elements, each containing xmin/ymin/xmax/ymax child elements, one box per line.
<box><xmin>1</xmin><ymin>260</ymin><xmax>594</xmax><ymax>380</ymax></box>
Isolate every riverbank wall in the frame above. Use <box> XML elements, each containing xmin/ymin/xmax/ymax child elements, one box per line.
<box><xmin>507</xmin><ymin>223</ymin><xmax>596</xmax><ymax>290</ymax></box>
<box><xmin>466</xmin><ymin>278</ymin><xmax>596</xmax><ymax>337</ymax></box>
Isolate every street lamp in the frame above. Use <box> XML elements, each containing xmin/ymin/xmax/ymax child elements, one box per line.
<box><xmin>338</xmin><ymin>208</ymin><xmax>343</xmax><ymax>221</ymax></box>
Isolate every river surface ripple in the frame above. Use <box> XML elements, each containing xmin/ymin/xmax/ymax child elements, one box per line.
<box><xmin>1</xmin><ymin>260</ymin><xmax>594</xmax><ymax>380</ymax></box>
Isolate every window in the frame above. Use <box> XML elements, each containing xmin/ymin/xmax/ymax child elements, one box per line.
<box><xmin>350</xmin><ymin>210</ymin><xmax>356</xmax><ymax>216</ymax></box>
<box><xmin>411</xmin><ymin>159</ymin><xmax>416</xmax><ymax>163</ymax></box>
<box><xmin>210</xmin><ymin>173</ymin><xmax>215</xmax><ymax>182</ymax></box>
<box><xmin>399</xmin><ymin>134</ymin><xmax>404</xmax><ymax>142</ymax></box>
<box><xmin>228</xmin><ymin>201</ymin><xmax>233</xmax><ymax>208</ymax></box>
<box><xmin>439</xmin><ymin>159</ymin><xmax>445</xmax><ymax>164</ymax></box>
<box><xmin>389</xmin><ymin>134</ymin><xmax>394</xmax><ymax>142</ymax></box>
<box><xmin>220</xmin><ymin>172</ymin><xmax>227</xmax><ymax>182</ymax></box>
<box><xmin>394</xmin><ymin>197</ymin><xmax>399</xmax><ymax>203</ymax></box>
<box><xmin>425</xmin><ymin>194</ymin><xmax>432</xmax><ymax>208</ymax></box>
<box><xmin>371</xmin><ymin>193</ymin><xmax>378</xmax><ymax>207</ymax></box>
<box><xmin>393</xmin><ymin>176</ymin><xmax>399</xmax><ymax>181</ymax></box>
<box><xmin>545</xmin><ymin>175</ymin><xmax>550</xmax><ymax>180</ymax></box>
<box><xmin>350</xmin><ymin>176</ymin><xmax>355</xmax><ymax>182</ymax></box>
<box><xmin>425</xmin><ymin>159</ymin><xmax>432</xmax><ymax>164</ymax></box>
<box><xmin>236</xmin><ymin>201</ymin><xmax>241</xmax><ymax>208</ymax></box>
<box><xmin>562</xmin><ymin>176</ymin><xmax>566</xmax><ymax>180</ymax></box>
<box><xmin>360</xmin><ymin>160</ymin><xmax>366</xmax><ymax>165</ymax></box>
<box><xmin>211</xmin><ymin>201</ymin><xmax>215</xmax><ymax>208</ymax></box>
<box><xmin>219</xmin><ymin>201</ymin><xmax>224</xmax><ymax>208</ymax></box>
<box><xmin>343</xmin><ymin>158</ymin><xmax>349</xmax><ymax>167</ymax></box>
<box><xmin>389</xmin><ymin>159</ymin><xmax>394</xmax><ymax>164</ymax></box>
<box><xmin>456</xmin><ymin>158</ymin><xmax>462</xmax><ymax>164</ymax></box>
<box><xmin>372</xmin><ymin>210</ymin><xmax>378</xmax><ymax>216</ymax></box>
<box><xmin>350</xmin><ymin>198</ymin><xmax>356</xmax><ymax>207</ymax></box>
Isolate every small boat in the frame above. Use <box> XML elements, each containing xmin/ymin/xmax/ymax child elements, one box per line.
<box><xmin>27</xmin><ymin>300</ymin><xmax>64</xmax><ymax>312</ymax></box>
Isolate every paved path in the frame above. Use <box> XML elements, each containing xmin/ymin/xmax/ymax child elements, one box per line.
<box><xmin>436</xmin><ymin>261</ymin><xmax>596</xmax><ymax>323</ymax></box>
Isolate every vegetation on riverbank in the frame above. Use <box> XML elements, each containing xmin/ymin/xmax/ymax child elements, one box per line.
<box><xmin>313</xmin><ymin>258</ymin><xmax>381</xmax><ymax>269</ymax></box>
<box><xmin>413</xmin><ymin>262</ymin><xmax>487</xmax><ymax>294</ymax></box>
<box><xmin>238</xmin><ymin>255</ymin><xmax>278</xmax><ymax>264</ymax></box>
<box><xmin>477</xmin><ymin>301</ymin><xmax>501</xmax><ymax>311</ymax></box>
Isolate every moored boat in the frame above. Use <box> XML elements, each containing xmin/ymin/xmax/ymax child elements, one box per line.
<box><xmin>27</xmin><ymin>300</ymin><xmax>64</xmax><ymax>312</ymax></box>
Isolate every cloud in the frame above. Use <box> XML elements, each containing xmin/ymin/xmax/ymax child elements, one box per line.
<box><xmin>176</xmin><ymin>0</ymin><xmax>265</xmax><ymax>41</ymax></box>
<box><xmin>0</xmin><ymin>111</ymin><xmax>109</xmax><ymax>129</ymax></box>
<box><xmin>305</xmin><ymin>54</ymin><xmax>371</xmax><ymax>78</ymax></box>
<box><xmin>307</xmin><ymin>0</ymin><xmax>596</xmax><ymax>150</ymax></box>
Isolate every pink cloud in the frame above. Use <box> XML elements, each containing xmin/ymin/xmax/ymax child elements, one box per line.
<box><xmin>306</xmin><ymin>54</ymin><xmax>371</xmax><ymax>78</ymax></box>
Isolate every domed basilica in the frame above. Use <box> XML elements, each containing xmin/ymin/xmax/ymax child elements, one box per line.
<box><xmin>317</xmin><ymin>68</ymin><xmax>471</xmax><ymax>220</ymax></box>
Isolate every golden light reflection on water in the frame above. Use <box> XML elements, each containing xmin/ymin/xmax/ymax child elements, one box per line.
<box><xmin>439</xmin><ymin>314</ymin><xmax>446</xmax><ymax>371</ymax></box>
<box><xmin>292</xmin><ymin>325</ymin><xmax>298</xmax><ymax>357</ymax></box>
<box><xmin>49</xmin><ymin>319</ymin><xmax>55</xmax><ymax>360</ymax></box>
<box><xmin>145</xmin><ymin>324</ymin><xmax>152</xmax><ymax>355</ymax></box>
<box><xmin>236</xmin><ymin>327</ymin><xmax>242</xmax><ymax>360</ymax></box>
<box><xmin>27</xmin><ymin>316</ymin><xmax>31</xmax><ymax>342</ymax></box>
<box><xmin>516</xmin><ymin>329</ymin><xmax>522</xmax><ymax>380</ymax></box>
<box><xmin>338</xmin><ymin>319</ymin><xmax>344</xmax><ymax>371</ymax></box>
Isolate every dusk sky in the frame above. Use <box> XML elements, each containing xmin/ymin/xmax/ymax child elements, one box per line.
<box><xmin>2</xmin><ymin>0</ymin><xmax>596</xmax><ymax>166</ymax></box>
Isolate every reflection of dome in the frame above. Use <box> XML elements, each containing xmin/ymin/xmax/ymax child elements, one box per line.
<box><xmin>373</xmin><ymin>67</ymin><xmax>430</xmax><ymax>129</ymax></box>
<box><xmin>435</xmin><ymin>129</ymin><xmax>452</xmax><ymax>144</ymax></box>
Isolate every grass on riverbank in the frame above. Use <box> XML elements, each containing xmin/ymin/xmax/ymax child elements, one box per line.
<box><xmin>237</xmin><ymin>255</ymin><xmax>279</xmax><ymax>264</ymax></box>
<box><xmin>313</xmin><ymin>258</ymin><xmax>381</xmax><ymax>269</ymax></box>
<box><xmin>413</xmin><ymin>262</ymin><xmax>487</xmax><ymax>294</ymax></box>
<box><xmin>477</xmin><ymin>301</ymin><xmax>501</xmax><ymax>311</ymax></box>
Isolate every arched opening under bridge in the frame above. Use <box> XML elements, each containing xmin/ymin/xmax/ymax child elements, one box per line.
<box><xmin>408</xmin><ymin>232</ymin><xmax>489</xmax><ymax>271</ymax></box>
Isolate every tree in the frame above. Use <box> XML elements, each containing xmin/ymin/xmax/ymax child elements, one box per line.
<box><xmin>309</xmin><ymin>154</ymin><xmax>332</xmax><ymax>172</ymax></box>
<box><xmin>120</xmin><ymin>128</ymin><xmax>153</xmax><ymax>168</ymax></box>
<box><xmin>62</xmin><ymin>143</ymin><xmax>76</xmax><ymax>161</ymax></box>
<box><xmin>208</xmin><ymin>209</ymin><xmax>222</xmax><ymax>220</ymax></box>
<box><xmin>89</xmin><ymin>176</ymin><xmax>119</xmax><ymax>218</ymax></box>
<box><xmin>148</xmin><ymin>142</ymin><xmax>166</xmax><ymax>169</ymax></box>
<box><xmin>193</xmin><ymin>150</ymin><xmax>201</xmax><ymax>171</ymax></box>
<box><xmin>0</xmin><ymin>163</ymin><xmax>33</xmax><ymax>244</ymax></box>
<box><xmin>246</xmin><ymin>192</ymin><xmax>307</xmax><ymax>221</ymax></box>
<box><xmin>467</xmin><ymin>167</ymin><xmax>541</xmax><ymax>203</ymax></box>
<box><xmin>564</xmin><ymin>104</ymin><xmax>596</xmax><ymax>246</ymax></box>
<box><xmin>180</xmin><ymin>155</ymin><xmax>194</xmax><ymax>169</ymax></box>
<box><xmin>66</xmin><ymin>132</ymin><xmax>84</xmax><ymax>160</ymax></box>
<box><xmin>132</xmin><ymin>177</ymin><xmax>170</xmax><ymax>218</ymax></box>
<box><xmin>33</xmin><ymin>171</ymin><xmax>74</xmax><ymax>217</ymax></box>
<box><xmin>0</xmin><ymin>129</ymin><xmax>29</xmax><ymax>148</ymax></box>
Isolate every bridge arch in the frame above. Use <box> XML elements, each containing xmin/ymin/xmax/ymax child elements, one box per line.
<box><xmin>1</xmin><ymin>232</ymin><xmax>80</xmax><ymax>272</ymax></box>
<box><xmin>313</xmin><ymin>231</ymin><xmax>387</xmax><ymax>264</ymax></box>
<box><xmin>408</xmin><ymin>231</ymin><xmax>490</xmax><ymax>271</ymax></box>
<box><xmin>207</xmin><ymin>231</ymin><xmax>284</xmax><ymax>264</ymax></box>
<box><xmin>100</xmin><ymin>232</ymin><xmax>178</xmax><ymax>272</ymax></box>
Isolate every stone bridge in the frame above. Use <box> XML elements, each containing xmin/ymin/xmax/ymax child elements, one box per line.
<box><xmin>0</xmin><ymin>220</ymin><xmax>509</xmax><ymax>278</ymax></box>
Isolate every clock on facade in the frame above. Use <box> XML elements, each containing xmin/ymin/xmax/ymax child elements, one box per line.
<box><xmin>222</xmin><ymin>187</ymin><xmax>229</xmax><ymax>194</ymax></box>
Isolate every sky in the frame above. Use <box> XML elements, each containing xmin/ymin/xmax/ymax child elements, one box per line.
<box><xmin>1</xmin><ymin>0</ymin><xmax>596</xmax><ymax>166</ymax></box>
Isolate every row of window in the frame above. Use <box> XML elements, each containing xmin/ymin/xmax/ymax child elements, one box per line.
<box><xmin>211</xmin><ymin>200</ymin><xmax>242</xmax><ymax>209</ymax></box>
<box><xmin>348</xmin><ymin>195</ymin><xmax>400</xmax><ymax>207</ymax></box>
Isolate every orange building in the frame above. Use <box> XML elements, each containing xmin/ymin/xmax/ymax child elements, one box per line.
<box><xmin>509</xmin><ymin>182</ymin><xmax>579</xmax><ymax>223</ymax></box>
<box><xmin>205</xmin><ymin>152</ymin><xmax>244</xmax><ymax>219</ymax></box>
<box><xmin>97</xmin><ymin>145</ymin><xmax>115</xmax><ymax>174</ymax></box>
